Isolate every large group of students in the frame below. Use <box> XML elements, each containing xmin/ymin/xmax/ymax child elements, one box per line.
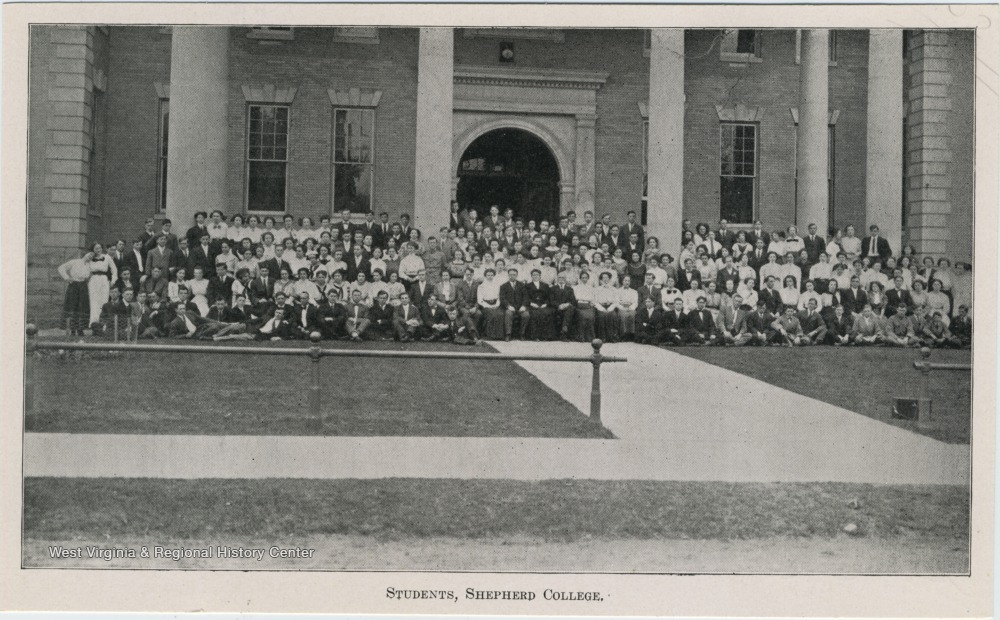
<box><xmin>56</xmin><ymin>203</ymin><xmax>973</xmax><ymax>349</ymax></box>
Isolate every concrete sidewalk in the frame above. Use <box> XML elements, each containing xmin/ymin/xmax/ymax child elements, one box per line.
<box><xmin>23</xmin><ymin>342</ymin><xmax>968</xmax><ymax>485</ymax></box>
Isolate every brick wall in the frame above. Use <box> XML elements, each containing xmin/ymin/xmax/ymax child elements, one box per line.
<box><xmin>27</xmin><ymin>25</ymin><xmax>107</xmax><ymax>324</ymax></box>
<box><xmin>684</xmin><ymin>29</ymin><xmax>869</xmax><ymax>232</ymax></box>
<box><xmin>225</xmin><ymin>27</ymin><xmax>419</xmax><ymax>223</ymax></box>
<box><xmin>948</xmin><ymin>30</ymin><xmax>974</xmax><ymax>263</ymax></box>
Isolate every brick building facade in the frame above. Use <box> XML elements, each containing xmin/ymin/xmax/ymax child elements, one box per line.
<box><xmin>26</xmin><ymin>26</ymin><xmax>975</xmax><ymax>321</ymax></box>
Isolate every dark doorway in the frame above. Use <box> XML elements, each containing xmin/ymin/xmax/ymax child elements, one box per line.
<box><xmin>456</xmin><ymin>128</ymin><xmax>560</xmax><ymax>226</ymax></box>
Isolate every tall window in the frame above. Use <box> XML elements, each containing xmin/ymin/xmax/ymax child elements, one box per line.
<box><xmin>721</xmin><ymin>29</ymin><xmax>762</xmax><ymax>63</ymax></box>
<box><xmin>719</xmin><ymin>123</ymin><xmax>757</xmax><ymax>224</ymax></box>
<box><xmin>246</xmin><ymin>104</ymin><xmax>289</xmax><ymax>212</ymax></box>
<box><xmin>157</xmin><ymin>99</ymin><xmax>169</xmax><ymax>212</ymax></box>
<box><xmin>332</xmin><ymin>108</ymin><xmax>375</xmax><ymax>213</ymax></box>
<box><xmin>641</xmin><ymin>119</ymin><xmax>649</xmax><ymax>225</ymax></box>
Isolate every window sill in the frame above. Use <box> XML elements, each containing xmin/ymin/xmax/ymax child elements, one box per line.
<box><xmin>721</xmin><ymin>53</ymin><xmax>763</xmax><ymax>64</ymax></box>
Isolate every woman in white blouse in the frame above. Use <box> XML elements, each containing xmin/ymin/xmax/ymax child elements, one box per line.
<box><xmin>244</xmin><ymin>215</ymin><xmax>262</xmax><ymax>244</ymax></box>
<box><xmin>593</xmin><ymin>272</ymin><xmax>620</xmax><ymax>343</ymax></box>
<box><xmin>228</xmin><ymin>214</ymin><xmax>246</xmax><ymax>245</ymax></box>
<box><xmin>274</xmin><ymin>268</ymin><xmax>296</xmax><ymax>300</ymax></box>
<box><xmin>573</xmin><ymin>270</ymin><xmax>597</xmax><ymax>341</ymax></box>
<box><xmin>476</xmin><ymin>268</ymin><xmax>505</xmax><ymax>340</ymax></box>
<box><xmin>778</xmin><ymin>275</ymin><xmax>800</xmax><ymax>308</ymax></box>
<box><xmin>736</xmin><ymin>277</ymin><xmax>758</xmax><ymax>309</ymax></box>
<box><xmin>167</xmin><ymin>267</ymin><xmax>188</xmax><ymax>304</ymax></box>
<box><xmin>839</xmin><ymin>225</ymin><xmax>862</xmax><ymax>261</ymax></box>
<box><xmin>187</xmin><ymin>266</ymin><xmax>211</xmax><ymax>315</ymax></box>
<box><xmin>617</xmin><ymin>274</ymin><xmax>638</xmax><ymax>338</ymax></box>
<box><xmin>85</xmin><ymin>242</ymin><xmax>118</xmax><ymax>327</ymax></box>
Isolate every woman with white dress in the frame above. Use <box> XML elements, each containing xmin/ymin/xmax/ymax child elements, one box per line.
<box><xmin>86</xmin><ymin>242</ymin><xmax>118</xmax><ymax>328</ymax></box>
<box><xmin>617</xmin><ymin>274</ymin><xmax>639</xmax><ymax>337</ymax></box>
<box><xmin>839</xmin><ymin>225</ymin><xmax>862</xmax><ymax>261</ymax></box>
<box><xmin>187</xmin><ymin>267</ymin><xmax>211</xmax><ymax>315</ymax></box>
<box><xmin>167</xmin><ymin>268</ymin><xmax>188</xmax><ymax>304</ymax></box>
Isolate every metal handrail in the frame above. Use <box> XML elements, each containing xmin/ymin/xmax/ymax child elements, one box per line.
<box><xmin>909</xmin><ymin>347</ymin><xmax>972</xmax><ymax>429</ymax></box>
<box><xmin>24</xmin><ymin>325</ymin><xmax>625</xmax><ymax>425</ymax></box>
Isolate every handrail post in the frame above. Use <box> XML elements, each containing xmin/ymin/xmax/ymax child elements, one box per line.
<box><xmin>25</xmin><ymin>324</ymin><xmax>38</xmax><ymax>415</ymax></box>
<box><xmin>590</xmin><ymin>338</ymin><xmax>603</xmax><ymax>423</ymax></box>
<box><xmin>308</xmin><ymin>332</ymin><xmax>323</xmax><ymax>430</ymax></box>
<box><xmin>915</xmin><ymin>347</ymin><xmax>934</xmax><ymax>429</ymax></box>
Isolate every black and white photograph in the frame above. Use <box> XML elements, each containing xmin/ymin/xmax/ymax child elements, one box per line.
<box><xmin>2</xmin><ymin>3</ymin><xmax>996</xmax><ymax>616</ymax></box>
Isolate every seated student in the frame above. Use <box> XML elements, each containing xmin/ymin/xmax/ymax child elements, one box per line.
<box><xmin>425</xmin><ymin>294</ymin><xmax>453</xmax><ymax>341</ymax></box>
<box><xmin>681</xmin><ymin>278</ymin><xmax>705</xmax><ymax>313</ymax></box>
<box><xmin>636</xmin><ymin>296</ymin><xmax>664</xmax><ymax>345</ymax></box>
<box><xmin>758</xmin><ymin>276</ymin><xmax>782</xmax><ymax>314</ymax></box>
<box><xmin>436</xmin><ymin>305</ymin><xmax>479</xmax><ymax>345</ymax></box>
<box><xmin>685</xmin><ymin>296</ymin><xmax>717</xmax><ymax>345</ymax></box>
<box><xmin>637</xmin><ymin>272</ymin><xmax>662</xmax><ymax>308</ymax></box>
<box><xmin>716</xmin><ymin>292</ymin><xmax>752</xmax><ymax>346</ymax></box>
<box><xmin>524</xmin><ymin>268</ymin><xmax>555</xmax><ymax>341</ymax></box>
<box><xmin>743</xmin><ymin>299</ymin><xmax>774</xmax><ymax>346</ymax></box>
<box><xmin>198</xmin><ymin>298</ymin><xmax>253</xmax><ymax>341</ymax></box>
<box><xmin>886</xmin><ymin>275</ymin><xmax>914</xmax><ymax>314</ymax></box>
<box><xmin>658</xmin><ymin>298</ymin><xmax>688</xmax><ymax>346</ymax></box>
<box><xmin>290</xmin><ymin>291</ymin><xmax>322</xmax><ymax>339</ymax></box>
<box><xmin>850</xmin><ymin>304</ymin><xmax>883</xmax><ymax>345</ymax></box>
<box><xmin>797</xmin><ymin>279</ymin><xmax>822</xmax><ymax>312</ymax></box>
<box><xmin>549</xmin><ymin>273</ymin><xmax>577</xmax><ymax>341</ymax></box>
<box><xmin>770</xmin><ymin>304</ymin><xmax>805</xmax><ymax>346</ymax></box>
<box><xmin>951</xmin><ymin>304</ymin><xmax>973</xmax><ymax>348</ymax></box>
<box><xmin>99</xmin><ymin>287</ymin><xmax>129</xmax><ymax>339</ymax></box>
<box><xmin>922</xmin><ymin>311</ymin><xmax>962</xmax><ymax>348</ymax></box>
<box><xmin>882</xmin><ymin>304</ymin><xmax>918</xmax><ymax>347</ymax></box>
<box><xmin>500</xmin><ymin>267</ymin><xmax>530</xmax><ymax>341</ymax></box>
<box><xmin>256</xmin><ymin>305</ymin><xmax>295</xmax><ymax>341</ymax></box>
<box><xmin>659</xmin><ymin>277</ymin><xmax>682</xmax><ymax>310</ymax></box>
<box><xmin>394</xmin><ymin>292</ymin><xmax>425</xmax><ymax>342</ymax></box>
<box><xmin>824</xmin><ymin>304</ymin><xmax>853</xmax><ymax>346</ymax></box>
<box><xmin>344</xmin><ymin>289</ymin><xmax>370</xmax><ymax>341</ymax></box>
<box><xmin>137</xmin><ymin>291</ymin><xmax>170</xmax><ymax>338</ymax></box>
<box><xmin>843</xmin><ymin>275</ymin><xmax>869</xmax><ymax>315</ymax></box>
<box><xmin>797</xmin><ymin>298</ymin><xmax>828</xmax><ymax>345</ymax></box>
<box><xmin>141</xmin><ymin>266</ymin><xmax>168</xmax><ymax>299</ymax></box>
<box><xmin>593</xmin><ymin>271</ymin><xmax>620</xmax><ymax>343</ymax></box>
<box><xmin>572</xmin><ymin>270</ymin><xmax>597</xmax><ymax>342</ymax></box>
<box><xmin>368</xmin><ymin>290</ymin><xmax>395</xmax><ymax>340</ymax></box>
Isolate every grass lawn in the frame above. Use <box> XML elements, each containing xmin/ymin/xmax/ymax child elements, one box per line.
<box><xmin>674</xmin><ymin>346</ymin><xmax>972</xmax><ymax>444</ymax></box>
<box><xmin>24</xmin><ymin>477</ymin><xmax>968</xmax><ymax>544</ymax></box>
<box><xmin>25</xmin><ymin>339</ymin><xmax>612</xmax><ymax>439</ymax></box>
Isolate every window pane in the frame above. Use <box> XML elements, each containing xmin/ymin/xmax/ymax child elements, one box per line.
<box><xmin>736</xmin><ymin>30</ymin><xmax>756</xmax><ymax>54</ymax></box>
<box><xmin>334</xmin><ymin>162</ymin><xmax>373</xmax><ymax>213</ymax></box>
<box><xmin>248</xmin><ymin>161</ymin><xmax>286</xmax><ymax>212</ymax></box>
<box><xmin>720</xmin><ymin>176</ymin><xmax>754</xmax><ymax>224</ymax></box>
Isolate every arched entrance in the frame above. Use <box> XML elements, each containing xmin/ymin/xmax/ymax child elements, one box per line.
<box><xmin>456</xmin><ymin>128</ymin><xmax>560</xmax><ymax>225</ymax></box>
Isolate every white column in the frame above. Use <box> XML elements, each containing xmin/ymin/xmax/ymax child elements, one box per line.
<box><xmin>646</xmin><ymin>29</ymin><xmax>685</xmax><ymax>254</ymax></box>
<box><xmin>795</xmin><ymin>29</ymin><xmax>830</xmax><ymax>231</ymax></box>
<box><xmin>166</xmin><ymin>27</ymin><xmax>230</xmax><ymax>226</ymax></box>
<box><xmin>574</xmin><ymin>114</ymin><xmax>597</xmax><ymax>214</ymax></box>
<box><xmin>413</xmin><ymin>27</ymin><xmax>454</xmax><ymax>234</ymax></box>
<box><xmin>866</xmin><ymin>29</ymin><xmax>904</xmax><ymax>253</ymax></box>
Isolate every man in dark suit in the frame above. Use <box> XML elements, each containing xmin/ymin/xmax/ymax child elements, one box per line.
<box><xmin>335</xmin><ymin>208</ymin><xmax>355</xmax><ymax>241</ymax></box>
<box><xmin>685</xmin><ymin>297</ymin><xmax>717</xmax><ymax>345</ymax></box>
<box><xmin>798</xmin><ymin>298</ymin><xmax>828</xmax><ymax>345</ymax></box>
<box><xmin>256</xmin><ymin>305</ymin><xmax>296</xmax><ymax>340</ymax></box>
<box><xmin>861</xmin><ymin>224</ymin><xmax>893</xmax><ymax>262</ymax></box>
<box><xmin>746</xmin><ymin>299</ymin><xmax>776</xmax><ymax>345</ymax></box>
<box><xmin>137</xmin><ymin>219</ymin><xmax>156</xmax><ymax>261</ymax></box>
<box><xmin>316</xmin><ymin>295</ymin><xmax>347</xmax><ymax>340</ymax></box>
<box><xmin>747</xmin><ymin>239</ymin><xmax>769</xmax><ymax>274</ymax></box>
<box><xmin>658</xmin><ymin>298</ymin><xmax>687</xmax><ymax>346</ymax></box>
<box><xmin>440</xmin><ymin>305</ymin><xmax>479</xmax><ymax>345</ymax></box>
<box><xmin>746</xmin><ymin>221</ymin><xmax>770</xmax><ymax>250</ymax></box>
<box><xmin>189</xmin><ymin>232</ymin><xmax>215</xmax><ymax>278</ymax></box>
<box><xmin>454</xmin><ymin>268</ymin><xmax>480</xmax><ymax>321</ymax></box>
<box><xmin>500</xmin><ymin>267</ymin><xmax>530</xmax><ymax>341</ymax></box>
<box><xmin>676</xmin><ymin>258</ymin><xmax>701</xmax><ymax>292</ymax></box>
<box><xmin>289</xmin><ymin>292</ymin><xmax>322</xmax><ymax>338</ymax></box>
<box><xmin>842</xmin><ymin>276</ymin><xmax>869</xmax><ymax>315</ymax></box>
<box><xmin>208</xmin><ymin>263</ymin><xmax>236</xmax><ymax>304</ymax></box>
<box><xmin>554</xmin><ymin>217</ymin><xmax>575</xmax><ymax>247</ymax></box>
<box><xmin>375</xmin><ymin>212</ymin><xmax>392</xmax><ymax>249</ymax></box>
<box><xmin>393</xmin><ymin>292</ymin><xmax>425</xmax><ymax>342</ymax></box>
<box><xmin>636</xmin><ymin>296</ymin><xmax>664</xmax><ymax>344</ymax></box>
<box><xmin>259</xmin><ymin>247</ymin><xmax>292</xmax><ymax>282</ymax></box>
<box><xmin>624</xmin><ymin>211</ymin><xmax>645</xmax><ymax>250</ymax></box>
<box><xmin>886</xmin><ymin>276</ymin><xmax>914</xmax><ymax>313</ymax></box>
<box><xmin>802</xmin><ymin>223</ymin><xmax>826</xmax><ymax>264</ymax></box>
<box><xmin>824</xmin><ymin>304</ymin><xmax>854</xmax><ymax>345</ymax></box>
<box><xmin>549</xmin><ymin>273</ymin><xmax>576</xmax><ymax>340</ymax></box>
<box><xmin>758</xmin><ymin>276</ymin><xmax>783</xmax><ymax>314</ymax></box>
<box><xmin>145</xmin><ymin>234</ymin><xmax>173</xmax><ymax>279</ymax></box>
<box><xmin>357</xmin><ymin>211</ymin><xmax>379</xmax><ymax>243</ymax></box>
<box><xmin>716</xmin><ymin>219</ymin><xmax>737</xmax><ymax>251</ymax></box>
<box><xmin>399</xmin><ymin>214</ymin><xmax>416</xmax><ymax>241</ymax></box>
<box><xmin>248</xmin><ymin>266</ymin><xmax>275</xmax><ymax>301</ymax></box>
<box><xmin>408</xmin><ymin>269</ymin><xmax>433</xmax><ymax>310</ymax></box>
<box><xmin>638</xmin><ymin>273</ymin><xmax>662</xmax><ymax>308</ymax></box>
<box><xmin>126</xmin><ymin>240</ymin><xmax>145</xmax><ymax>282</ymax></box>
<box><xmin>368</xmin><ymin>290</ymin><xmax>395</xmax><ymax>340</ymax></box>
<box><xmin>170</xmin><ymin>237</ymin><xmax>195</xmax><ymax>277</ymax></box>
